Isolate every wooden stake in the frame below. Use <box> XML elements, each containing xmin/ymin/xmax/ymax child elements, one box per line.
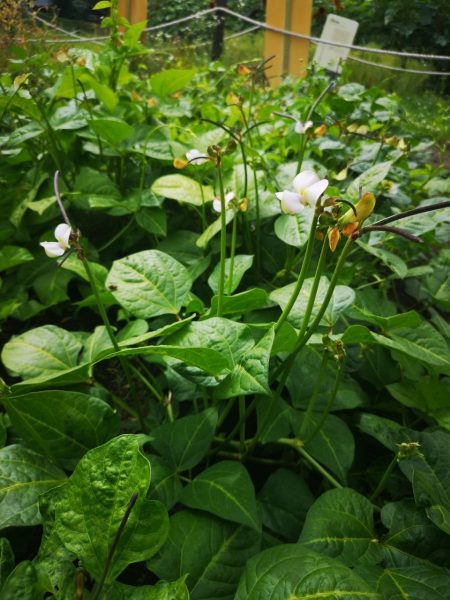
<box><xmin>118</xmin><ymin>0</ymin><xmax>147</xmax><ymax>24</ymax></box>
<box><xmin>264</xmin><ymin>0</ymin><xmax>312</xmax><ymax>87</ymax></box>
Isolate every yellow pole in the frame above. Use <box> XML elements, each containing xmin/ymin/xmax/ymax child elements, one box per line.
<box><xmin>264</xmin><ymin>0</ymin><xmax>312</xmax><ymax>86</ymax></box>
<box><xmin>119</xmin><ymin>0</ymin><xmax>147</xmax><ymax>23</ymax></box>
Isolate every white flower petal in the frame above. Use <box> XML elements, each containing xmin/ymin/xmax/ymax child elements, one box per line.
<box><xmin>40</xmin><ymin>241</ymin><xmax>66</xmax><ymax>258</ymax></box>
<box><xmin>186</xmin><ymin>149</ymin><xmax>207</xmax><ymax>164</ymax></box>
<box><xmin>225</xmin><ymin>191</ymin><xmax>236</xmax><ymax>206</ymax></box>
<box><xmin>304</xmin><ymin>120</ymin><xmax>313</xmax><ymax>132</ymax></box>
<box><xmin>295</xmin><ymin>120</ymin><xmax>305</xmax><ymax>134</ymax></box>
<box><xmin>279</xmin><ymin>190</ymin><xmax>304</xmax><ymax>214</ymax></box>
<box><xmin>212</xmin><ymin>198</ymin><xmax>222</xmax><ymax>213</ymax></box>
<box><xmin>54</xmin><ymin>223</ymin><xmax>71</xmax><ymax>249</ymax></box>
<box><xmin>293</xmin><ymin>170</ymin><xmax>320</xmax><ymax>193</ymax></box>
<box><xmin>304</xmin><ymin>179</ymin><xmax>329</xmax><ymax>205</ymax></box>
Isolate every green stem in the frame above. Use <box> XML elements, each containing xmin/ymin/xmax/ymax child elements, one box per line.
<box><xmin>278</xmin><ymin>438</ymin><xmax>342</xmax><ymax>489</ymax></box>
<box><xmin>253</xmin><ymin>167</ymin><xmax>261</xmax><ymax>279</ymax></box>
<box><xmin>296</xmin><ymin>134</ymin><xmax>307</xmax><ymax>173</ymax></box>
<box><xmin>228</xmin><ymin>214</ymin><xmax>238</xmax><ymax>295</ymax></box>
<box><xmin>98</xmin><ymin>217</ymin><xmax>134</xmax><ymax>252</ymax></box>
<box><xmin>128</xmin><ymin>362</ymin><xmax>162</xmax><ymax>403</ymax></box>
<box><xmin>274</xmin><ymin>213</ymin><xmax>319</xmax><ymax>333</ymax></box>
<box><xmin>239</xmin><ymin>396</ymin><xmax>245</xmax><ymax>455</ymax></box>
<box><xmin>216</xmin><ymin>165</ymin><xmax>227</xmax><ymax>317</ymax></box>
<box><xmin>216</xmin><ymin>397</ymin><xmax>237</xmax><ymax>431</ymax></box>
<box><xmin>92</xmin><ymin>492</ymin><xmax>138</xmax><ymax>600</ymax></box>
<box><xmin>370</xmin><ymin>455</ymin><xmax>398</xmax><ymax>502</ymax></box>
<box><xmin>299</xmin><ymin>351</ymin><xmax>329</xmax><ymax>440</ymax></box>
<box><xmin>305</xmin><ymin>358</ymin><xmax>344</xmax><ymax>444</ymax></box>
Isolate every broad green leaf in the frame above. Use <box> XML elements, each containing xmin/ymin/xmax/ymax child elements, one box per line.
<box><xmin>106</xmin><ymin>250</ymin><xmax>193</xmax><ymax>318</ymax></box>
<box><xmin>208</xmin><ymin>255</ymin><xmax>254</xmax><ymax>295</ymax></box>
<box><xmin>299</xmin><ymin>488</ymin><xmax>383</xmax><ymax>566</ymax></box>
<box><xmin>93</xmin><ymin>1</ymin><xmax>111</xmax><ymax>9</ymax></box>
<box><xmin>398</xmin><ymin>430</ymin><xmax>450</xmax><ymax>535</ymax></box>
<box><xmin>78</xmin><ymin>73</ymin><xmax>118</xmax><ymax>110</ymax></box>
<box><xmin>274</xmin><ymin>209</ymin><xmax>314</xmax><ymax>248</ymax></box>
<box><xmin>148</xmin><ymin>455</ymin><xmax>182</xmax><ymax>510</ymax></box>
<box><xmin>136</xmin><ymin>207</ymin><xmax>167</xmax><ymax>236</ymax></box>
<box><xmin>357</xmin><ymin>241</ymin><xmax>408</xmax><ymax>278</ymax></box>
<box><xmin>300</xmin><ymin>413</ymin><xmax>355</xmax><ymax>484</ymax></box>
<box><xmin>270</xmin><ymin>276</ymin><xmax>355</xmax><ymax>328</ymax></box>
<box><xmin>258</xmin><ymin>469</ymin><xmax>314</xmax><ymax>542</ymax></box>
<box><xmin>0</xmin><ymin>246</ymin><xmax>33</xmax><ymax>272</ymax></box>
<box><xmin>388</xmin><ymin>377</ymin><xmax>450</xmax><ymax>430</ymax></box>
<box><xmin>347</xmin><ymin>160</ymin><xmax>392</xmax><ymax>200</ymax></box>
<box><xmin>287</xmin><ymin>346</ymin><xmax>366</xmax><ymax>411</ymax></box>
<box><xmin>108</xmin><ymin>578</ymin><xmax>189</xmax><ymax>600</ymax></box>
<box><xmin>0</xmin><ymin>538</ymin><xmax>14</xmax><ymax>591</ymax></box>
<box><xmin>348</xmin><ymin>306</ymin><xmax>422</xmax><ymax>331</ymax></box>
<box><xmin>379</xmin><ymin>564</ymin><xmax>450</xmax><ymax>600</ymax></box>
<box><xmin>256</xmin><ymin>396</ymin><xmax>292</xmax><ymax>443</ymax></box>
<box><xmin>235</xmin><ymin>545</ymin><xmax>379</xmax><ymax>599</ymax></box>
<box><xmin>357</xmin><ymin>413</ymin><xmax>405</xmax><ymax>451</ymax></box>
<box><xmin>152</xmin><ymin>174</ymin><xmax>214</xmax><ymax>207</ymax></box>
<box><xmin>180</xmin><ymin>461</ymin><xmax>260</xmax><ymax>530</ymax></box>
<box><xmin>0</xmin><ymin>445</ymin><xmax>66</xmax><ymax>528</ymax></box>
<box><xmin>150</xmin><ymin>408</ymin><xmax>218</xmax><ymax>471</ymax></box>
<box><xmin>165</xmin><ymin>317</ymin><xmax>254</xmax><ymax>376</ymax></box>
<box><xmin>3</xmin><ymin>391</ymin><xmax>120</xmax><ymax>469</ymax></box>
<box><xmin>150</xmin><ymin>69</ymin><xmax>196</xmax><ymax>97</ymax></box>
<box><xmin>342</xmin><ymin>323</ymin><xmax>450</xmax><ymax>370</ymax></box>
<box><xmin>1</xmin><ymin>561</ymin><xmax>43</xmax><ymax>600</ymax></box>
<box><xmin>81</xmin><ymin>325</ymin><xmax>112</xmax><ymax>363</ymax></box>
<box><xmin>148</xmin><ymin>510</ymin><xmax>260</xmax><ymax>600</ymax></box>
<box><xmin>209</xmin><ymin>288</ymin><xmax>269</xmax><ymax>316</ymax></box>
<box><xmin>33</xmin><ymin>269</ymin><xmax>72</xmax><ymax>307</ymax></box>
<box><xmin>214</xmin><ymin>327</ymin><xmax>275</xmax><ymax>398</ymax></box>
<box><xmin>88</xmin><ymin>118</ymin><xmax>133</xmax><ymax>145</ymax></box>
<box><xmin>54</xmin><ymin>435</ymin><xmax>168</xmax><ymax>584</ymax></box>
<box><xmin>123</xmin><ymin>20</ymin><xmax>147</xmax><ymax>48</ymax></box>
<box><xmin>381</xmin><ymin>500</ymin><xmax>450</xmax><ymax>568</ymax></box>
<box><xmin>1</xmin><ymin>325</ymin><xmax>83</xmax><ymax>380</ymax></box>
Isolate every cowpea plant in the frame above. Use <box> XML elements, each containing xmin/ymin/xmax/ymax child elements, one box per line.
<box><xmin>0</xmin><ymin>3</ymin><xmax>450</xmax><ymax>598</ymax></box>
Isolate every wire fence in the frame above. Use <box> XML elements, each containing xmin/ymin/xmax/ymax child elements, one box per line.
<box><xmin>30</xmin><ymin>6</ymin><xmax>450</xmax><ymax>77</ymax></box>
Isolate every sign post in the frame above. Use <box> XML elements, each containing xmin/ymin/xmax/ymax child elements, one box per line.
<box><xmin>264</xmin><ymin>0</ymin><xmax>313</xmax><ymax>87</ymax></box>
<box><xmin>118</xmin><ymin>0</ymin><xmax>147</xmax><ymax>24</ymax></box>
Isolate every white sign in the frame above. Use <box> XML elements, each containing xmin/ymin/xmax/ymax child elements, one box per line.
<box><xmin>314</xmin><ymin>14</ymin><xmax>359</xmax><ymax>73</ymax></box>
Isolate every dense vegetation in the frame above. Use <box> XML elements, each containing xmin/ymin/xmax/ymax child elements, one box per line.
<box><xmin>0</xmin><ymin>1</ymin><xmax>449</xmax><ymax>598</ymax></box>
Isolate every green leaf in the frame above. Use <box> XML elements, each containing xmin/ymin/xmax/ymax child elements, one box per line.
<box><xmin>209</xmin><ymin>288</ymin><xmax>269</xmax><ymax>316</ymax></box>
<box><xmin>88</xmin><ymin>118</ymin><xmax>133</xmax><ymax>145</ymax></box>
<box><xmin>180</xmin><ymin>461</ymin><xmax>260</xmax><ymax>530</ymax></box>
<box><xmin>196</xmin><ymin>211</ymin><xmax>234</xmax><ymax>248</ymax></box>
<box><xmin>136</xmin><ymin>207</ymin><xmax>167</xmax><ymax>236</ymax></box>
<box><xmin>274</xmin><ymin>209</ymin><xmax>314</xmax><ymax>248</ymax></box>
<box><xmin>357</xmin><ymin>241</ymin><xmax>408</xmax><ymax>278</ymax></box>
<box><xmin>342</xmin><ymin>323</ymin><xmax>450</xmax><ymax>371</ymax></box>
<box><xmin>348</xmin><ymin>306</ymin><xmax>422</xmax><ymax>331</ymax></box>
<box><xmin>148</xmin><ymin>510</ymin><xmax>260</xmax><ymax>600</ymax></box>
<box><xmin>93</xmin><ymin>1</ymin><xmax>112</xmax><ymax>9</ymax></box>
<box><xmin>214</xmin><ymin>327</ymin><xmax>275</xmax><ymax>398</ymax></box>
<box><xmin>381</xmin><ymin>500</ymin><xmax>450</xmax><ymax>568</ymax></box>
<box><xmin>208</xmin><ymin>255</ymin><xmax>254</xmax><ymax>295</ymax></box>
<box><xmin>256</xmin><ymin>396</ymin><xmax>292</xmax><ymax>443</ymax></box>
<box><xmin>54</xmin><ymin>435</ymin><xmax>168</xmax><ymax>584</ymax></box>
<box><xmin>0</xmin><ymin>246</ymin><xmax>33</xmax><ymax>272</ymax></box>
<box><xmin>398</xmin><ymin>430</ymin><xmax>450</xmax><ymax>535</ymax></box>
<box><xmin>387</xmin><ymin>378</ymin><xmax>450</xmax><ymax>430</ymax></box>
<box><xmin>235</xmin><ymin>545</ymin><xmax>379</xmax><ymax>599</ymax></box>
<box><xmin>152</xmin><ymin>174</ymin><xmax>214</xmax><ymax>207</ymax></box>
<box><xmin>270</xmin><ymin>276</ymin><xmax>355</xmax><ymax>328</ymax></box>
<box><xmin>258</xmin><ymin>469</ymin><xmax>314</xmax><ymax>542</ymax></box>
<box><xmin>108</xmin><ymin>578</ymin><xmax>190</xmax><ymax>600</ymax></box>
<box><xmin>150</xmin><ymin>408</ymin><xmax>218</xmax><ymax>471</ymax></box>
<box><xmin>299</xmin><ymin>488</ymin><xmax>383</xmax><ymax>566</ymax></box>
<box><xmin>0</xmin><ymin>538</ymin><xmax>14</xmax><ymax>591</ymax></box>
<box><xmin>301</xmin><ymin>413</ymin><xmax>355</xmax><ymax>484</ymax></box>
<box><xmin>106</xmin><ymin>250</ymin><xmax>193</xmax><ymax>318</ymax></box>
<box><xmin>1</xmin><ymin>325</ymin><xmax>83</xmax><ymax>381</ymax></box>
<box><xmin>150</xmin><ymin>69</ymin><xmax>196</xmax><ymax>97</ymax></box>
<box><xmin>379</xmin><ymin>564</ymin><xmax>450</xmax><ymax>600</ymax></box>
<box><xmin>148</xmin><ymin>456</ymin><xmax>182</xmax><ymax>510</ymax></box>
<box><xmin>347</xmin><ymin>160</ymin><xmax>392</xmax><ymax>201</ymax></box>
<box><xmin>3</xmin><ymin>391</ymin><xmax>120</xmax><ymax>470</ymax></box>
<box><xmin>0</xmin><ymin>444</ymin><xmax>66</xmax><ymax>528</ymax></box>
<box><xmin>0</xmin><ymin>561</ymin><xmax>43</xmax><ymax>600</ymax></box>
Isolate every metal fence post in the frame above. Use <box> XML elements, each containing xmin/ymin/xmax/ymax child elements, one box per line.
<box><xmin>211</xmin><ymin>0</ymin><xmax>227</xmax><ymax>60</ymax></box>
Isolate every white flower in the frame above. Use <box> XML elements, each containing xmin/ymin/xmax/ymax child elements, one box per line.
<box><xmin>276</xmin><ymin>170</ymin><xmax>329</xmax><ymax>214</ymax></box>
<box><xmin>186</xmin><ymin>149</ymin><xmax>208</xmax><ymax>164</ymax></box>
<box><xmin>294</xmin><ymin>119</ymin><xmax>313</xmax><ymax>134</ymax></box>
<box><xmin>40</xmin><ymin>223</ymin><xmax>72</xmax><ymax>258</ymax></box>
<box><xmin>213</xmin><ymin>191</ymin><xmax>236</xmax><ymax>213</ymax></box>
